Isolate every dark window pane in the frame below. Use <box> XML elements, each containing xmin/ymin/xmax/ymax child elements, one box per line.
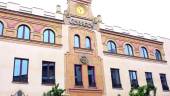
<box><xmin>42</xmin><ymin>61</ymin><xmax>55</xmax><ymax>84</ymax></box>
<box><xmin>145</xmin><ymin>72</ymin><xmax>154</xmax><ymax>86</ymax></box>
<box><xmin>107</xmin><ymin>41</ymin><xmax>117</xmax><ymax>53</ymax></box>
<box><xmin>124</xmin><ymin>44</ymin><xmax>133</xmax><ymax>56</ymax></box>
<box><xmin>155</xmin><ymin>50</ymin><xmax>162</xmax><ymax>60</ymax></box>
<box><xmin>74</xmin><ymin>35</ymin><xmax>80</xmax><ymax>48</ymax></box>
<box><xmin>74</xmin><ymin>65</ymin><xmax>83</xmax><ymax>86</ymax></box>
<box><xmin>160</xmin><ymin>74</ymin><xmax>169</xmax><ymax>91</ymax></box>
<box><xmin>111</xmin><ymin>68</ymin><xmax>122</xmax><ymax>88</ymax></box>
<box><xmin>129</xmin><ymin>70</ymin><xmax>139</xmax><ymax>88</ymax></box>
<box><xmin>0</xmin><ymin>22</ymin><xmax>4</xmax><ymax>35</ymax></box>
<box><xmin>86</xmin><ymin>37</ymin><xmax>91</xmax><ymax>49</ymax></box>
<box><xmin>88</xmin><ymin>66</ymin><xmax>96</xmax><ymax>87</ymax></box>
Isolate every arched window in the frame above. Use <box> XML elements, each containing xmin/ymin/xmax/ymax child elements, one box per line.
<box><xmin>17</xmin><ymin>25</ymin><xmax>30</xmax><ymax>40</ymax></box>
<box><xmin>155</xmin><ymin>49</ymin><xmax>162</xmax><ymax>60</ymax></box>
<box><xmin>74</xmin><ymin>35</ymin><xmax>80</xmax><ymax>48</ymax></box>
<box><xmin>0</xmin><ymin>21</ymin><xmax>4</xmax><ymax>35</ymax></box>
<box><xmin>124</xmin><ymin>44</ymin><xmax>134</xmax><ymax>56</ymax></box>
<box><xmin>85</xmin><ymin>36</ymin><xmax>91</xmax><ymax>49</ymax></box>
<box><xmin>140</xmin><ymin>47</ymin><xmax>149</xmax><ymax>58</ymax></box>
<box><xmin>43</xmin><ymin>29</ymin><xmax>55</xmax><ymax>44</ymax></box>
<box><xmin>107</xmin><ymin>41</ymin><xmax>117</xmax><ymax>53</ymax></box>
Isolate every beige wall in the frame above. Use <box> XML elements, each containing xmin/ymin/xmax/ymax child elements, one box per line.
<box><xmin>103</xmin><ymin>56</ymin><xmax>170</xmax><ymax>96</ymax></box>
<box><xmin>95</xmin><ymin>31</ymin><xmax>170</xmax><ymax>96</ymax></box>
<box><xmin>0</xmin><ymin>41</ymin><xmax>65</xmax><ymax>96</ymax></box>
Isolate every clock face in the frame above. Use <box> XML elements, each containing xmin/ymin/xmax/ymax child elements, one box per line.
<box><xmin>76</xmin><ymin>5</ymin><xmax>85</xmax><ymax>15</ymax></box>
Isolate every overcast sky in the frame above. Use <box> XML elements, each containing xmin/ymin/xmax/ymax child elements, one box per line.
<box><xmin>1</xmin><ymin>0</ymin><xmax>170</xmax><ymax>38</ymax></box>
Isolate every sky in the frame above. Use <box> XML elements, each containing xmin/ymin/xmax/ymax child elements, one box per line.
<box><xmin>1</xmin><ymin>0</ymin><xmax>170</xmax><ymax>38</ymax></box>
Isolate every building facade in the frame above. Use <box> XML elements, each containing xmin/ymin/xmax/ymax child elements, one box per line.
<box><xmin>0</xmin><ymin>0</ymin><xmax>170</xmax><ymax>96</ymax></box>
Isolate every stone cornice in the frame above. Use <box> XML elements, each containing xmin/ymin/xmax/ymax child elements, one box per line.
<box><xmin>99</xmin><ymin>28</ymin><xmax>163</xmax><ymax>45</ymax></box>
<box><xmin>0</xmin><ymin>8</ymin><xmax>64</xmax><ymax>24</ymax></box>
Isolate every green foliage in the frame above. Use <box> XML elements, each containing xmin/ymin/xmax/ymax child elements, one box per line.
<box><xmin>129</xmin><ymin>84</ymin><xmax>156</xmax><ymax>96</ymax></box>
<box><xmin>43</xmin><ymin>83</ymin><xmax>66</xmax><ymax>96</ymax></box>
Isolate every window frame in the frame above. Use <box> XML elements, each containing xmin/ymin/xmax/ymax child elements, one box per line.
<box><xmin>124</xmin><ymin>44</ymin><xmax>134</xmax><ymax>56</ymax></box>
<box><xmin>160</xmin><ymin>73</ymin><xmax>169</xmax><ymax>91</ymax></box>
<box><xmin>0</xmin><ymin>21</ymin><xmax>4</xmax><ymax>35</ymax></box>
<box><xmin>145</xmin><ymin>72</ymin><xmax>154</xmax><ymax>86</ymax></box>
<box><xmin>140</xmin><ymin>47</ymin><xmax>149</xmax><ymax>58</ymax></box>
<box><xmin>107</xmin><ymin>40</ymin><xmax>117</xmax><ymax>54</ymax></box>
<box><xmin>88</xmin><ymin>66</ymin><xmax>96</xmax><ymax>87</ymax></box>
<box><xmin>74</xmin><ymin>64</ymin><xmax>83</xmax><ymax>86</ymax></box>
<box><xmin>85</xmin><ymin>36</ymin><xmax>91</xmax><ymax>49</ymax></box>
<box><xmin>43</xmin><ymin>29</ymin><xmax>55</xmax><ymax>44</ymax></box>
<box><xmin>13</xmin><ymin>57</ymin><xmax>29</xmax><ymax>83</ymax></box>
<box><xmin>42</xmin><ymin>61</ymin><xmax>55</xmax><ymax>85</ymax></box>
<box><xmin>155</xmin><ymin>49</ymin><xmax>162</xmax><ymax>61</ymax></box>
<box><xmin>17</xmin><ymin>24</ymin><xmax>31</xmax><ymax>40</ymax></box>
<box><xmin>74</xmin><ymin>34</ymin><xmax>80</xmax><ymax>48</ymax></box>
<box><xmin>110</xmin><ymin>68</ymin><xmax>122</xmax><ymax>88</ymax></box>
<box><xmin>129</xmin><ymin>70</ymin><xmax>139</xmax><ymax>88</ymax></box>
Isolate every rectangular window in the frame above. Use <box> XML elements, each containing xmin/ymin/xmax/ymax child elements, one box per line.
<box><xmin>111</xmin><ymin>68</ymin><xmax>122</xmax><ymax>88</ymax></box>
<box><xmin>88</xmin><ymin>66</ymin><xmax>96</xmax><ymax>87</ymax></box>
<box><xmin>145</xmin><ymin>72</ymin><xmax>154</xmax><ymax>86</ymax></box>
<box><xmin>42</xmin><ymin>61</ymin><xmax>55</xmax><ymax>84</ymax></box>
<box><xmin>13</xmin><ymin>58</ymin><xmax>29</xmax><ymax>83</ymax></box>
<box><xmin>160</xmin><ymin>74</ymin><xmax>169</xmax><ymax>91</ymax></box>
<box><xmin>129</xmin><ymin>70</ymin><xmax>139</xmax><ymax>88</ymax></box>
<box><xmin>74</xmin><ymin>65</ymin><xmax>83</xmax><ymax>86</ymax></box>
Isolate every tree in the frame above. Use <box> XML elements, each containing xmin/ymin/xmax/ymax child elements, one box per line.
<box><xmin>129</xmin><ymin>84</ymin><xmax>156</xmax><ymax>96</ymax></box>
<box><xmin>43</xmin><ymin>83</ymin><xmax>66</xmax><ymax>96</ymax></box>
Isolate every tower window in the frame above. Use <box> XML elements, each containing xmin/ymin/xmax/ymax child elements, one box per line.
<box><xmin>85</xmin><ymin>36</ymin><xmax>91</xmax><ymax>49</ymax></box>
<box><xmin>74</xmin><ymin>35</ymin><xmax>80</xmax><ymax>48</ymax></box>
<box><xmin>74</xmin><ymin>64</ymin><xmax>83</xmax><ymax>86</ymax></box>
<box><xmin>88</xmin><ymin>66</ymin><xmax>96</xmax><ymax>87</ymax></box>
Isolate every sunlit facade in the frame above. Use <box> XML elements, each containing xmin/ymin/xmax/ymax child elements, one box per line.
<box><xmin>0</xmin><ymin>0</ymin><xmax>170</xmax><ymax>96</ymax></box>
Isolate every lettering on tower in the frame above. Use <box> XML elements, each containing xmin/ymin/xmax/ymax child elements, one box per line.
<box><xmin>69</xmin><ymin>17</ymin><xmax>94</xmax><ymax>28</ymax></box>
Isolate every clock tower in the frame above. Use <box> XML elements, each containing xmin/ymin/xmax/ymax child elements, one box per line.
<box><xmin>66</xmin><ymin>0</ymin><xmax>93</xmax><ymax>19</ymax></box>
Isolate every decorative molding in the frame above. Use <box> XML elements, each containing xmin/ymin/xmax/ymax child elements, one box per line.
<box><xmin>80</xmin><ymin>56</ymin><xmax>88</xmax><ymax>64</ymax></box>
<box><xmin>0</xmin><ymin>36</ymin><xmax>62</xmax><ymax>48</ymax></box>
<box><xmin>103</xmin><ymin>51</ymin><xmax>167</xmax><ymax>63</ymax></box>
<box><xmin>68</xmin><ymin>17</ymin><xmax>94</xmax><ymax>29</ymax></box>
